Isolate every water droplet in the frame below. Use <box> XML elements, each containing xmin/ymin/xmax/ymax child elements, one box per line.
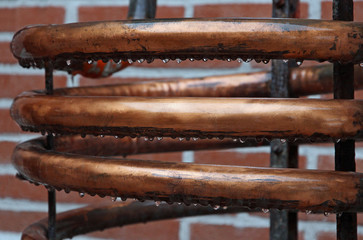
<box><xmin>87</xmin><ymin>60</ymin><xmax>93</xmax><ymax>64</ymax></box>
<box><xmin>283</xmin><ymin>59</ymin><xmax>289</xmax><ymax>63</ymax></box>
<box><xmin>66</xmin><ymin>60</ymin><xmax>71</xmax><ymax>66</ymax></box>
<box><xmin>324</xmin><ymin>212</ymin><xmax>330</xmax><ymax>217</ymax></box>
<box><xmin>189</xmin><ymin>58</ymin><xmax>195</xmax><ymax>62</ymax></box>
<box><xmin>203</xmin><ymin>58</ymin><xmax>208</xmax><ymax>62</ymax></box>
<box><xmin>222</xmin><ymin>206</ymin><xmax>228</xmax><ymax>210</ymax></box>
<box><xmin>128</xmin><ymin>59</ymin><xmax>133</xmax><ymax>64</ymax></box>
<box><xmin>245</xmin><ymin>58</ymin><xmax>252</xmax><ymax>63</ymax></box>
<box><xmin>296</xmin><ymin>60</ymin><xmax>303</xmax><ymax>66</ymax></box>
<box><xmin>239</xmin><ymin>138</ymin><xmax>246</xmax><ymax>143</ymax></box>
<box><xmin>176</xmin><ymin>58</ymin><xmax>182</xmax><ymax>64</ymax></box>
<box><xmin>179</xmin><ymin>137</ymin><xmax>184</xmax><ymax>141</ymax></box>
<box><xmin>305</xmin><ymin>210</ymin><xmax>312</xmax><ymax>215</ymax></box>
<box><xmin>155</xmin><ymin>201</ymin><xmax>161</xmax><ymax>207</ymax></box>
<box><xmin>213</xmin><ymin>205</ymin><xmax>220</xmax><ymax>210</ymax></box>
<box><xmin>192</xmin><ymin>137</ymin><xmax>199</xmax><ymax>141</ymax></box>
<box><xmin>157</xmin><ymin>137</ymin><xmax>163</xmax><ymax>141</ymax></box>
<box><xmin>227</xmin><ymin>58</ymin><xmax>231</xmax><ymax>62</ymax></box>
<box><xmin>163</xmin><ymin>59</ymin><xmax>170</xmax><ymax>63</ymax></box>
<box><xmin>138</xmin><ymin>59</ymin><xmax>145</xmax><ymax>63</ymax></box>
<box><xmin>360</xmin><ymin>62</ymin><xmax>363</xmax><ymax>68</ymax></box>
<box><xmin>111</xmin><ymin>196</ymin><xmax>117</xmax><ymax>202</ymax></box>
<box><xmin>262</xmin><ymin>59</ymin><xmax>269</xmax><ymax>64</ymax></box>
<box><xmin>280</xmin><ymin>139</ymin><xmax>287</xmax><ymax>143</ymax></box>
<box><xmin>79</xmin><ymin>192</ymin><xmax>85</xmax><ymax>198</ymax></box>
<box><xmin>262</xmin><ymin>208</ymin><xmax>270</xmax><ymax>213</ymax></box>
<box><xmin>148</xmin><ymin>137</ymin><xmax>154</xmax><ymax>141</ymax></box>
<box><xmin>237</xmin><ymin>58</ymin><xmax>243</xmax><ymax>63</ymax></box>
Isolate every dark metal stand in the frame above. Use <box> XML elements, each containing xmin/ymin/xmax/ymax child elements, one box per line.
<box><xmin>270</xmin><ymin>1</ymin><xmax>299</xmax><ymax>239</ymax></box>
<box><xmin>45</xmin><ymin>61</ymin><xmax>56</xmax><ymax>240</ymax></box>
<box><xmin>333</xmin><ymin>2</ymin><xmax>356</xmax><ymax>239</ymax></box>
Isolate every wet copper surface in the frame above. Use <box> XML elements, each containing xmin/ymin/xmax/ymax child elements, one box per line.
<box><xmin>21</xmin><ymin>201</ymin><xmax>249</xmax><ymax>240</ymax></box>
<box><xmin>11</xmin><ymin>18</ymin><xmax>363</xmax><ymax>68</ymax></box>
<box><xmin>55</xmin><ymin>64</ymin><xmax>363</xmax><ymax>98</ymax></box>
<box><xmin>10</xmin><ymin>90</ymin><xmax>363</xmax><ymax>139</ymax></box>
<box><xmin>13</xmin><ymin>138</ymin><xmax>363</xmax><ymax>213</ymax></box>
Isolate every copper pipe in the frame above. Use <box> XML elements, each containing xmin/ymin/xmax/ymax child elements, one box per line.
<box><xmin>13</xmin><ymin>138</ymin><xmax>363</xmax><ymax>213</ymax></box>
<box><xmin>55</xmin><ymin>65</ymin><xmax>363</xmax><ymax>98</ymax></box>
<box><xmin>10</xmin><ymin>91</ymin><xmax>363</xmax><ymax>139</ymax></box>
<box><xmin>21</xmin><ymin>201</ymin><xmax>249</xmax><ymax>240</ymax></box>
<box><xmin>11</xmin><ymin>19</ymin><xmax>363</xmax><ymax>68</ymax></box>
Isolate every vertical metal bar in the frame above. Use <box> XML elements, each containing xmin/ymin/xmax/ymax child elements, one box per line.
<box><xmin>45</xmin><ymin>61</ymin><xmax>56</xmax><ymax>240</ymax></box>
<box><xmin>127</xmin><ymin>0</ymin><xmax>157</xmax><ymax>19</ymax></box>
<box><xmin>333</xmin><ymin>2</ymin><xmax>356</xmax><ymax>239</ymax></box>
<box><xmin>270</xmin><ymin>1</ymin><xmax>299</xmax><ymax>239</ymax></box>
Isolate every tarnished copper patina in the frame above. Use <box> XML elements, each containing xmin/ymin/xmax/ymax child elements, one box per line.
<box><xmin>11</xmin><ymin>18</ymin><xmax>363</xmax><ymax>69</ymax></box>
<box><xmin>13</xmin><ymin>137</ymin><xmax>363</xmax><ymax>213</ymax></box>
<box><xmin>21</xmin><ymin>201</ymin><xmax>249</xmax><ymax>240</ymax></box>
<box><xmin>10</xmin><ymin>90</ymin><xmax>363</xmax><ymax>140</ymax></box>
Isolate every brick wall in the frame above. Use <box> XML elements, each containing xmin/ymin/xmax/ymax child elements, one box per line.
<box><xmin>0</xmin><ymin>0</ymin><xmax>362</xmax><ymax>239</ymax></box>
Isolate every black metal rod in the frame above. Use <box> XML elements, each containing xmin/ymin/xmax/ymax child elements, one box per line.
<box><xmin>333</xmin><ymin>0</ymin><xmax>356</xmax><ymax>239</ymax></box>
<box><xmin>127</xmin><ymin>0</ymin><xmax>157</xmax><ymax>19</ymax></box>
<box><xmin>48</xmin><ymin>188</ymin><xmax>56</xmax><ymax>240</ymax></box>
<box><xmin>270</xmin><ymin>1</ymin><xmax>299</xmax><ymax>239</ymax></box>
<box><xmin>45</xmin><ymin>61</ymin><xmax>56</xmax><ymax>239</ymax></box>
<box><xmin>45</xmin><ymin>61</ymin><xmax>53</xmax><ymax>95</ymax></box>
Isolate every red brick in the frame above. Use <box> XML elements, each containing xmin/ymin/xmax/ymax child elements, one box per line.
<box><xmin>85</xmin><ymin>219</ymin><xmax>179</xmax><ymax>240</ymax></box>
<box><xmin>0</xmin><ymin>75</ymin><xmax>67</xmax><ymax>98</ymax></box>
<box><xmin>321</xmin><ymin>1</ymin><xmax>363</xmax><ymax>21</ymax></box>
<box><xmin>191</xmin><ymin>225</ymin><xmax>269</xmax><ymax>240</ymax></box>
<box><xmin>0</xmin><ymin>175</ymin><xmax>112</xmax><ymax>204</ymax></box>
<box><xmin>194</xmin><ymin>3</ymin><xmax>308</xmax><ymax>18</ymax></box>
<box><xmin>0</xmin><ymin>210</ymin><xmax>47</xmax><ymax>232</ymax></box>
<box><xmin>0</xmin><ymin>42</ymin><xmax>17</xmax><ymax>64</ymax></box>
<box><xmin>318</xmin><ymin>155</ymin><xmax>363</xmax><ymax>172</ymax></box>
<box><xmin>79</xmin><ymin>6</ymin><xmax>184</xmax><ymax>22</ymax></box>
<box><xmin>0</xmin><ymin>109</ymin><xmax>22</xmax><ymax>133</ymax></box>
<box><xmin>0</xmin><ymin>141</ymin><xmax>16</xmax><ymax>164</ymax></box>
<box><xmin>317</xmin><ymin>232</ymin><xmax>363</xmax><ymax>240</ymax></box>
<box><xmin>194</xmin><ymin>150</ymin><xmax>306</xmax><ymax>168</ymax></box>
<box><xmin>0</xmin><ymin>7</ymin><xmax>65</xmax><ymax>32</ymax></box>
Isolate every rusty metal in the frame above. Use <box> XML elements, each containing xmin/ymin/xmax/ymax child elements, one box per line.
<box><xmin>13</xmin><ymin>137</ymin><xmax>363</xmax><ymax>213</ymax></box>
<box><xmin>21</xmin><ymin>201</ymin><xmax>250</xmax><ymax>240</ymax></box>
<box><xmin>10</xmin><ymin>19</ymin><xmax>363</xmax><ymax>69</ymax></box>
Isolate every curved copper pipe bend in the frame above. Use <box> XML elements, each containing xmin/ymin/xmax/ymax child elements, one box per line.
<box><xmin>13</xmin><ymin>137</ymin><xmax>363</xmax><ymax>213</ymax></box>
<box><xmin>21</xmin><ymin>201</ymin><xmax>250</xmax><ymax>240</ymax></box>
<box><xmin>11</xmin><ymin>18</ymin><xmax>363</xmax><ymax>69</ymax></box>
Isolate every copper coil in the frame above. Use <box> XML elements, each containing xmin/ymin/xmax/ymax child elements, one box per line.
<box><xmin>13</xmin><ymin>137</ymin><xmax>363</xmax><ymax>213</ymax></box>
<box><xmin>21</xmin><ymin>201</ymin><xmax>250</xmax><ymax>240</ymax></box>
<box><xmin>11</xmin><ymin>18</ymin><xmax>363</xmax><ymax>68</ymax></box>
